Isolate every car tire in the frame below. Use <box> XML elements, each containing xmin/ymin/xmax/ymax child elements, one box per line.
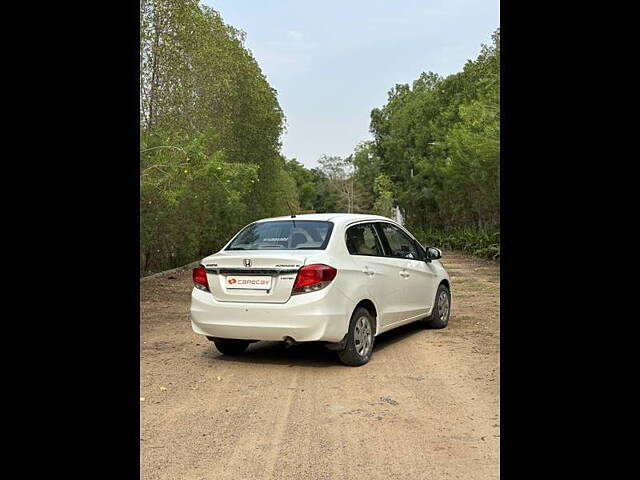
<box><xmin>212</xmin><ymin>338</ymin><xmax>250</xmax><ymax>355</ymax></box>
<box><xmin>337</xmin><ymin>307</ymin><xmax>375</xmax><ymax>366</ymax></box>
<box><xmin>424</xmin><ymin>284</ymin><xmax>451</xmax><ymax>329</ymax></box>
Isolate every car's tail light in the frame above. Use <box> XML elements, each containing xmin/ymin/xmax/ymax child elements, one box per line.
<box><xmin>193</xmin><ymin>265</ymin><xmax>210</xmax><ymax>292</ymax></box>
<box><xmin>292</xmin><ymin>264</ymin><xmax>337</xmax><ymax>295</ymax></box>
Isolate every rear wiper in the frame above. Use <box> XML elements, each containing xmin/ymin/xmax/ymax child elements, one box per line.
<box><xmin>226</xmin><ymin>247</ymin><xmax>246</xmax><ymax>250</ymax></box>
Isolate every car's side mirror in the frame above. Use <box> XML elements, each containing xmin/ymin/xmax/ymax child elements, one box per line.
<box><xmin>426</xmin><ymin>247</ymin><xmax>442</xmax><ymax>261</ymax></box>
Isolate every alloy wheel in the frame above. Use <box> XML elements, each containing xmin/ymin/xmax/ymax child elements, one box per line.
<box><xmin>354</xmin><ymin>316</ymin><xmax>373</xmax><ymax>357</ymax></box>
<box><xmin>438</xmin><ymin>290</ymin><xmax>450</xmax><ymax>322</ymax></box>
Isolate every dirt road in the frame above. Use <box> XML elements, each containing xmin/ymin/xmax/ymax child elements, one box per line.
<box><xmin>140</xmin><ymin>252</ymin><xmax>500</xmax><ymax>480</ymax></box>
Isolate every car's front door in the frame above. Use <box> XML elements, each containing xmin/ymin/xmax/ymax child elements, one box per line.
<box><xmin>375</xmin><ymin>222</ymin><xmax>438</xmax><ymax>322</ymax></box>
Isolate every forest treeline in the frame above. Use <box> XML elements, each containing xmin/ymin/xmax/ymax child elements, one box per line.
<box><xmin>140</xmin><ymin>0</ymin><xmax>499</xmax><ymax>275</ymax></box>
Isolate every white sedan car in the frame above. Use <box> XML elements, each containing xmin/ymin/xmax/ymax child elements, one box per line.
<box><xmin>190</xmin><ymin>213</ymin><xmax>451</xmax><ymax>366</ymax></box>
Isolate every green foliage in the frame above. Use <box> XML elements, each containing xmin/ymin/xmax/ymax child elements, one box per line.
<box><xmin>140</xmin><ymin>128</ymin><xmax>260</xmax><ymax>273</ymax></box>
<box><xmin>367</xmin><ymin>29</ymin><xmax>500</xmax><ymax>232</ymax></box>
<box><xmin>357</xmin><ymin>29</ymin><xmax>501</xmax><ymax>258</ymax></box>
<box><xmin>283</xmin><ymin>158</ymin><xmax>316</xmax><ymax>211</ymax></box>
<box><xmin>307</xmin><ymin>167</ymin><xmax>341</xmax><ymax>213</ymax></box>
<box><xmin>350</xmin><ymin>141</ymin><xmax>382</xmax><ymax>213</ymax></box>
<box><xmin>140</xmin><ymin>0</ymin><xmax>296</xmax><ymax>275</ymax></box>
<box><xmin>414</xmin><ymin>228</ymin><xmax>500</xmax><ymax>260</ymax></box>
<box><xmin>372</xmin><ymin>174</ymin><xmax>394</xmax><ymax>217</ymax></box>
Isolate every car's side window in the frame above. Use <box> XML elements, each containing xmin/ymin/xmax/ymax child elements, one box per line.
<box><xmin>378</xmin><ymin>223</ymin><xmax>419</xmax><ymax>259</ymax></box>
<box><xmin>345</xmin><ymin>223</ymin><xmax>384</xmax><ymax>256</ymax></box>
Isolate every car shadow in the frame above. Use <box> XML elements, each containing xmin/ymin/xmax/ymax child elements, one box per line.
<box><xmin>205</xmin><ymin>320</ymin><xmax>430</xmax><ymax>367</ymax></box>
<box><xmin>206</xmin><ymin>340</ymin><xmax>339</xmax><ymax>368</ymax></box>
<box><xmin>372</xmin><ymin>320</ymin><xmax>428</xmax><ymax>352</ymax></box>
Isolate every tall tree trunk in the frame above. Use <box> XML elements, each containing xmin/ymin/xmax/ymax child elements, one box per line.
<box><xmin>148</xmin><ymin>2</ymin><xmax>162</xmax><ymax>130</ymax></box>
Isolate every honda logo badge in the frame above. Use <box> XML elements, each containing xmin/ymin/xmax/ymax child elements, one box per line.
<box><xmin>243</xmin><ymin>259</ymin><xmax>252</xmax><ymax>268</ymax></box>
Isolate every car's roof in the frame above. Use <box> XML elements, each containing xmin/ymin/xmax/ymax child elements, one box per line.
<box><xmin>256</xmin><ymin>213</ymin><xmax>394</xmax><ymax>225</ymax></box>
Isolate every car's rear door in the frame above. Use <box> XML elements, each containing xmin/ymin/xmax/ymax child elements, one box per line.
<box><xmin>344</xmin><ymin>221</ymin><xmax>403</xmax><ymax>327</ymax></box>
<box><xmin>375</xmin><ymin>222</ymin><xmax>437</xmax><ymax>321</ymax></box>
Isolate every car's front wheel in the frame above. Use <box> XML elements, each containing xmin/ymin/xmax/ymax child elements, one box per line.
<box><xmin>337</xmin><ymin>307</ymin><xmax>375</xmax><ymax>366</ymax></box>
<box><xmin>424</xmin><ymin>284</ymin><xmax>451</xmax><ymax>329</ymax></box>
<box><xmin>211</xmin><ymin>338</ymin><xmax>250</xmax><ymax>355</ymax></box>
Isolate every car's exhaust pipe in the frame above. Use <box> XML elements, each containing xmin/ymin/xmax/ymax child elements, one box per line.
<box><xmin>283</xmin><ymin>336</ymin><xmax>296</xmax><ymax>347</ymax></box>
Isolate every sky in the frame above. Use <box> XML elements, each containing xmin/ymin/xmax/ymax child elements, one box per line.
<box><xmin>202</xmin><ymin>0</ymin><xmax>499</xmax><ymax>168</ymax></box>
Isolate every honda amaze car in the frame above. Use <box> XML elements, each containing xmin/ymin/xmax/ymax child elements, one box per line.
<box><xmin>190</xmin><ymin>214</ymin><xmax>451</xmax><ymax>366</ymax></box>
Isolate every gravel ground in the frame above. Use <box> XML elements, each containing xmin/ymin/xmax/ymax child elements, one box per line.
<box><xmin>140</xmin><ymin>251</ymin><xmax>500</xmax><ymax>479</ymax></box>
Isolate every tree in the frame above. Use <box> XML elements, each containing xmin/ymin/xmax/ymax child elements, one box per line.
<box><xmin>366</xmin><ymin>29</ymin><xmax>500</xmax><ymax>233</ymax></box>
<box><xmin>372</xmin><ymin>174</ymin><xmax>395</xmax><ymax>218</ymax></box>
<box><xmin>284</xmin><ymin>158</ymin><xmax>317</xmax><ymax>211</ymax></box>
<box><xmin>316</xmin><ymin>155</ymin><xmax>367</xmax><ymax>213</ymax></box>
<box><xmin>139</xmin><ymin>0</ymin><xmax>295</xmax><ymax>274</ymax></box>
<box><xmin>350</xmin><ymin>141</ymin><xmax>382</xmax><ymax>213</ymax></box>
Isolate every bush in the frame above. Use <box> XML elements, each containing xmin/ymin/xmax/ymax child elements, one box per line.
<box><xmin>415</xmin><ymin>227</ymin><xmax>500</xmax><ymax>260</ymax></box>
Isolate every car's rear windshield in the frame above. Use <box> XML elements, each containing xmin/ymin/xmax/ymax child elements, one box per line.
<box><xmin>226</xmin><ymin>221</ymin><xmax>334</xmax><ymax>250</ymax></box>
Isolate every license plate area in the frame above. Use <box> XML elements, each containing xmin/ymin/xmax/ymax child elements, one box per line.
<box><xmin>225</xmin><ymin>275</ymin><xmax>272</xmax><ymax>290</ymax></box>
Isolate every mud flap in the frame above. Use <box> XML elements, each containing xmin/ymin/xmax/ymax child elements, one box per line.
<box><xmin>324</xmin><ymin>333</ymin><xmax>348</xmax><ymax>351</ymax></box>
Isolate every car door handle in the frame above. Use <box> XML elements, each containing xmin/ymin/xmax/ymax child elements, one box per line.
<box><xmin>362</xmin><ymin>267</ymin><xmax>375</xmax><ymax>276</ymax></box>
<box><xmin>399</xmin><ymin>270</ymin><xmax>410</xmax><ymax>278</ymax></box>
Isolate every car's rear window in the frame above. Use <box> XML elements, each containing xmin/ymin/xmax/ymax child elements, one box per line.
<box><xmin>226</xmin><ymin>221</ymin><xmax>334</xmax><ymax>250</ymax></box>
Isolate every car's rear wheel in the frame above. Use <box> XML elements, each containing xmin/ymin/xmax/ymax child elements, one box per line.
<box><xmin>337</xmin><ymin>307</ymin><xmax>375</xmax><ymax>366</ymax></box>
<box><xmin>424</xmin><ymin>284</ymin><xmax>451</xmax><ymax>329</ymax></box>
<box><xmin>211</xmin><ymin>338</ymin><xmax>250</xmax><ymax>355</ymax></box>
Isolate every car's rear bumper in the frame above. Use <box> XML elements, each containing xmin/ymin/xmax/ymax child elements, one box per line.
<box><xmin>189</xmin><ymin>286</ymin><xmax>350</xmax><ymax>342</ymax></box>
